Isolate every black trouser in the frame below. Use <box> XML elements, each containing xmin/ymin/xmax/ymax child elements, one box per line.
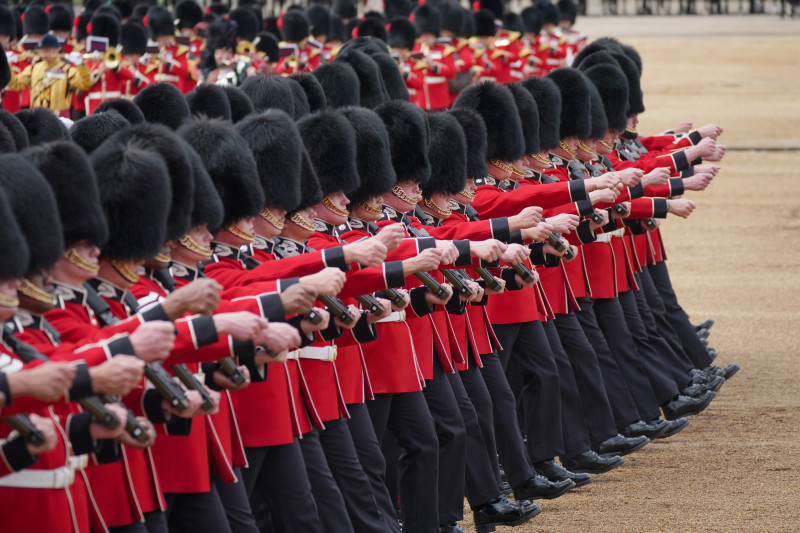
<box><xmin>243</xmin><ymin>441</ymin><xmax>322</xmax><ymax>533</ymax></box>
<box><xmin>345</xmin><ymin>403</ymin><xmax>402</xmax><ymax>533</ymax></box>
<box><xmin>213</xmin><ymin>469</ymin><xmax>259</xmax><ymax>533</ymax></box>
<box><xmin>592</xmin><ymin>297</ymin><xmax>662</xmax><ymax>421</ymax></box>
<box><xmin>367</xmin><ymin>390</ymin><xmax>439</xmax><ymax>533</ymax></box>
<box><xmin>554</xmin><ymin>310</ymin><xmax>619</xmax><ymax>448</ymax></box>
<box><xmin>108</xmin><ymin>511</ymin><xmax>168</xmax><ymax>533</ymax></box>
<box><xmin>494</xmin><ymin>320</ymin><xmax>564</xmax><ymax>463</ymax></box>
<box><xmin>575</xmin><ymin>297</ymin><xmax>642</xmax><ymax>430</ymax></box>
<box><xmin>298</xmin><ymin>429</ymin><xmax>355</xmax><ymax>533</ymax></box>
<box><xmin>542</xmin><ymin>319</ymin><xmax>592</xmax><ymax>458</ymax></box>
<box><xmin>165</xmin><ymin>487</ymin><xmax>231</xmax><ymax>533</ymax></box>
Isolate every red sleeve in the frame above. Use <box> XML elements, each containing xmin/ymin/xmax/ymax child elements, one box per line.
<box><xmin>471</xmin><ymin>179</ymin><xmax>587</xmax><ymax>219</ymax></box>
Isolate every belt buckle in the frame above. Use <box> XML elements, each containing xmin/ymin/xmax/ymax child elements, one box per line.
<box><xmin>330</xmin><ymin>345</ymin><xmax>338</xmax><ymax>362</ymax></box>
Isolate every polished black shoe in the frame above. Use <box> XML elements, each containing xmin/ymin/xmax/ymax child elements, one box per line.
<box><xmin>440</xmin><ymin>524</ymin><xmax>465</xmax><ymax>533</ymax></box>
<box><xmin>512</xmin><ymin>474</ymin><xmax>574</xmax><ymax>500</ymax></box>
<box><xmin>722</xmin><ymin>363</ymin><xmax>740</xmax><ymax>379</ymax></box>
<box><xmin>656</xmin><ymin>417</ymin><xmax>690</xmax><ymax>439</ymax></box>
<box><xmin>595</xmin><ymin>434</ymin><xmax>649</xmax><ymax>457</ymax></box>
<box><xmin>621</xmin><ymin>418</ymin><xmax>669</xmax><ymax>439</ymax></box>
<box><xmin>500</xmin><ymin>480</ymin><xmax>512</xmax><ymax>495</ymax></box>
<box><xmin>534</xmin><ymin>459</ymin><xmax>592</xmax><ymax>488</ymax></box>
<box><xmin>699</xmin><ymin>337</ymin><xmax>709</xmax><ymax>347</ymax></box>
<box><xmin>702</xmin><ymin>366</ymin><xmax>726</xmax><ymax>379</ymax></box>
<box><xmin>472</xmin><ymin>494</ymin><xmax>541</xmax><ymax>533</ymax></box>
<box><xmin>707</xmin><ymin>348</ymin><xmax>718</xmax><ymax>361</ymax></box>
<box><xmin>681</xmin><ymin>382</ymin><xmax>710</xmax><ymax>397</ymax></box>
<box><xmin>662</xmin><ymin>391</ymin><xmax>715</xmax><ymax>420</ymax></box>
<box><xmin>562</xmin><ymin>450</ymin><xmax>624</xmax><ymax>474</ymax></box>
<box><xmin>696</xmin><ymin>328</ymin><xmax>710</xmax><ymax>340</ymax></box>
<box><xmin>694</xmin><ymin>318</ymin><xmax>715</xmax><ymax>332</ymax></box>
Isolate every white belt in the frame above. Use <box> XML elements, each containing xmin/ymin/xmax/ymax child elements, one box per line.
<box><xmin>69</xmin><ymin>454</ymin><xmax>88</xmax><ymax>470</ymax></box>
<box><xmin>154</xmin><ymin>74</ymin><xmax>180</xmax><ymax>82</ymax></box>
<box><xmin>285</xmin><ymin>349</ymin><xmax>301</xmax><ymax>360</ymax></box>
<box><xmin>299</xmin><ymin>346</ymin><xmax>337</xmax><ymax>362</ymax></box>
<box><xmin>376</xmin><ymin>310</ymin><xmax>406</xmax><ymax>323</ymax></box>
<box><xmin>595</xmin><ymin>232</ymin><xmax>612</xmax><ymax>243</ymax></box>
<box><xmin>0</xmin><ymin>465</ymin><xmax>74</xmax><ymax>489</ymax></box>
<box><xmin>546</xmin><ymin>58</ymin><xmax>563</xmax><ymax>65</ymax></box>
<box><xmin>424</xmin><ymin>76</ymin><xmax>447</xmax><ymax>83</ymax></box>
<box><xmin>84</xmin><ymin>90</ymin><xmax>121</xmax><ymax>101</ymax></box>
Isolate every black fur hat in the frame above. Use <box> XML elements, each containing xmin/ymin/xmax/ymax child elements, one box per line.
<box><xmin>186</xmin><ymin>84</ymin><xmax>232</xmax><ymax>121</ymax></box>
<box><xmin>502</xmin><ymin>12</ymin><xmax>524</xmax><ymax>33</ymax></box>
<box><xmin>281</xmin><ymin>10</ymin><xmax>309</xmax><ymax>42</ymax></box>
<box><xmin>520</xmin><ymin>76</ymin><xmax>561</xmax><ymax>151</ymax></box>
<box><xmin>306</xmin><ymin>4</ymin><xmax>331</xmax><ymax>37</ymax></box>
<box><xmin>286</xmin><ymin>78</ymin><xmax>311</xmax><ymax>119</ymax></box>
<box><xmin>90</xmin><ymin>139</ymin><xmax>171</xmax><ymax>260</ymax></box>
<box><xmin>207</xmin><ymin>2</ymin><xmax>229</xmax><ymax>17</ymax></box>
<box><xmin>175</xmin><ymin>0</ymin><xmax>203</xmax><ymax>29</ymax></box>
<box><xmin>473</xmin><ymin>10</ymin><xmax>496</xmax><ymax>37</ymax></box>
<box><xmin>95</xmin><ymin>98</ymin><xmax>145</xmax><ymax>124</ymax></box>
<box><xmin>0</xmin><ymin>154</ymin><xmax>63</xmax><ymax>273</ymax></box>
<box><xmin>297</xmin><ymin>109</ymin><xmax>359</xmax><ymax>197</ymax></box>
<box><xmin>473</xmin><ymin>0</ymin><xmax>504</xmax><ymax>19</ymax></box>
<box><xmin>0</xmin><ymin>184</ymin><xmax>29</xmax><ymax>280</ymax></box>
<box><xmin>0</xmin><ymin>124</ymin><xmax>14</xmax><ymax>154</ymax></box>
<box><xmin>289</xmin><ymin>72</ymin><xmax>327</xmax><ymax>112</ymax></box>
<box><xmin>112</xmin><ymin>123</ymin><xmax>195</xmax><ymax>242</ymax></box>
<box><xmin>340</xmin><ymin>35</ymin><xmax>390</xmax><ymax>55</ymax></box>
<box><xmin>335</xmin><ymin>48</ymin><xmax>388</xmax><ymax>109</ymax></box>
<box><xmin>235</xmin><ymin>110</ymin><xmax>303</xmax><ymax>212</ymax></box>
<box><xmin>329</xmin><ymin>14</ymin><xmax>345</xmax><ymax>42</ymax></box>
<box><xmin>557</xmin><ymin>0</ymin><xmax>577</xmax><ymax>23</ymax></box>
<box><xmin>440</xmin><ymin>3</ymin><xmax>465</xmax><ymax>35</ymax></box>
<box><xmin>134</xmin><ymin>83</ymin><xmax>191</xmax><ymax>130</ymax></box>
<box><xmin>388</xmin><ymin>17</ymin><xmax>415</xmax><ymax>49</ymax></box>
<box><xmin>422</xmin><ymin>112</ymin><xmax>467</xmax><ymax>196</ymax></box>
<box><xmin>221</xmin><ymin>86</ymin><xmax>255</xmax><ymax>123</ymax></box>
<box><xmin>121</xmin><ymin>21</ymin><xmax>148</xmax><ymax>56</ymax></box>
<box><xmin>26</xmin><ymin>141</ymin><xmax>109</xmax><ymax>249</ymax></box>
<box><xmin>411</xmin><ymin>4</ymin><xmax>441</xmax><ymax>37</ymax></box>
<box><xmin>184</xmin><ymin>145</ymin><xmax>224</xmax><ymax>230</ymax></box>
<box><xmin>95</xmin><ymin>5</ymin><xmax>122</xmax><ymax>22</ymax></box>
<box><xmin>452</xmin><ymin>81</ymin><xmax>524</xmax><ymax>162</ymax></box>
<box><xmin>341</xmin><ymin>107</ymin><xmax>396</xmax><ymax>207</ymax></box>
<box><xmin>356</xmin><ymin>18</ymin><xmax>387</xmax><ymax>41</ymax></box>
<box><xmin>619</xmin><ymin>43</ymin><xmax>642</xmax><ymax>78</ymax></box>
<box><xmin>334</xmin><ymin>0</ymin><xmax>357</xmax><ymax>19</ymax></box>
<box><xmin>576</xmin><ymin>49</ymin><xmax>642</xmax><ymax>116</ymax></box>
<box><xmin>547</xmin><ymin>67</ymin><xmax>591</xmax><ymax>140</ymax></box>
<box><xmin>371</xmin><ymin>52</ymin><xmax>409</xmax><ymax>102</ymax></box>
<box><xmin>114</xmin><ymin>0</ymin><xmax>134</xmax><ymax>21</ymax></box>
<box><xmin>22</xmin><ymin>5</ymin><xmax>49</xmax><ymax>35</ymax></box>
<box><xmin>586</xmin><ymin>82</ymin><xmax>607</xmax><ymax>140</ymax></box>
<box><xmin>229</xmin><ymin>7</ymin><xmax>259</xmax><ymax>42</ymax></box>
<box><xmin>0</xmin><ymin>6</ymin><xmax>16</xmax><ymax>39</ymax></box>
<box><xmin>90</xmin><ymin>13</ymin><xmax>121</xmax><ymax>46</ymax></box>
<box><xmin>520</xmin><ymin>7</ymin><xmax>541</xmax><ymax>35</ymax></box>
<box><xmin>449</xmin><ymin>108</ymin><xmax>488</xmax><ymax>179</ymax></box>
<box><xmin>0</xmin><ymin>111</ymin><xmax>29</xmax><ymax>151</ymax></box>
<box><xmin>255</xmin><ymin>31</ymin><xmax>280</xmax><ymax>63</ymax></box>
<box><xmin>583</xmin><ymin>63</ymin><xmax>628</xmax><ymax>133</ymax></box>
<box><xmin>312</xmin><ymin>61</ymin><xmax>360</xmax><ymax>108</ymax></box>
<box><xmin>145</xmin><ymin>6</ymin><xmax>173</xmax><ymax>38</ymax></box>
<box><xmin>48</xmin><ymin>4</ymin><xmax>74</xmax><ymax>33</ymax></box>
<box><xmin>15</xmin><ymin>108</ymin><xmax>70</xmax><ymax>146</ymax></box>
<box><xmin>240</xmin><ymin>74</ymin><xmax>295</xmax><ymax>116</ymax></box>
<box><xmin>506</xmin><ymin>83</ymin><xmax>540</xmax><ymax>155</ymax></box>
<box><xmin>70</xmin><ymin>110</ymin><xmax>131</xmax><ymax>153</ymax></box>
<box><xmin>385</xmin><ymin>0</ymin><xmax>413</xmax><ymax>20</ymax></box>
<box><xmin>294</xmin><ymin>146</ymin><xmax>323</xmax><ymax>212</ymax></box>
<box><xmin>572</xmin><ymin>38</ymin><xmax>621</xmax><ymax>69</ymax></box>
<box><xmin>535</xmin><ymin>1</ymin><xmax>559</xmax><ymax>26</ymax></box>
<box><xmin>178</xmin><ymin>118</ymin><xmax>263</xmax><ymax>231</ymax></box>
<box><xmin>375</xmin><ymin>100</ymin><xmax>430</xmax><ymax>185</ymax></box>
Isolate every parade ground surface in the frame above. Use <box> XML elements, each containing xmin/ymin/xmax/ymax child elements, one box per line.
<box><xmin>460</xmin><ymin>14</ymin><xmax>800</xmax><ymax>532</ymax></box>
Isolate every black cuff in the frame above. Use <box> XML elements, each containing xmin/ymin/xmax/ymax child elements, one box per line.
<box><xmin>409</xmin><ymin>286</ymin><xmax>434</xmax><ymax>317</ymax></box>
<box><xmin>93</xmin><ymin>439</ymin><xmax>121</xmax><ymax>464</ymax></box>
<box><xmin>445</xmin><ymin>295</ymin><xmax>467</xmax><ymax>315</ymax></box>
<box><xmin>107</xmin><ymin>335</ymin><xmax>136</xmax><ymax>357</ymax></box>
<box><xmin>453</xmin><ymin>240</ymin><xmax>472</xmax><ymax>266</ymax></box>
<box><xmin>351</xmin><ymin>314</ymin><xmax>378</xmax><ymax>344</ymax></box>
<box><xmin>653</xmin><ymin>198</ymin><xmax>669</xmax><ymax>218</ymax></box>
<box><xmin>243</xmin><ymin>349</ymin><xmax>268</xmax><ymax>382</ymax></box>
<box><xmin>681</xmin><ymin>167</ymin><xmax>695</xmax><ymax>178</ymax></box>
<box><xmin>276</xmin><ymin>278</ymin><xmax>300</xmax><ymax>292</ymax></box>
<box><xmin>0</xmin><ymin>373</ymin><xmax>11</xmax><ymax>406</ymax></box>
<box><xmin>67</xmin><ymin>412</ymin><xmax>95</xmax><ymax>455</ymax></box>
<box><xmin>258</xmin><ymin>293</ymin><xmax>286</xmax><ymax>322</ymax></box>
<box><xmin>202</xmin><ymin>362</ymin><xmax>222</xmax><ymax>390</ymax></box>
<box><xmin>629</xmin><ymin>183</ymin><xmax>645</xmax><ymax>199</ymax></box>
<box><xmin>140</xmin><ymin>303</ymin><xmax>170</xmax><ymax>322</ymax></box>
<box><xmin>529</xmin><ymin>243</ymin><xmax>547</xmax><ymax>265</ymax></box>
<box><xmin>383</xmin><ymin>261</ymin><xmax>406</xmax><ymax>289</ymax></box>
<box><xmin>165</xmin><ymin>416</ymin><xmax>192</xmax><ymax>436</ymax></box>
<box><xmin>489</xmin><ymin>218</ymin><xmax>510</xmax><ymax>242</ymax></box>
<box><xmin>142</xmin><ymin>389</ymin><xmax>169</xmax><ymax>424</ymax></box>
<box><xmin>508</xmin><ymin>229</ymin><xmax>524</xmax><ymax>245</ymax></box>
<box><xmin>576</xmin><ymin>220</ymin><xmax>597</xmax><ymax>244</ymax></box>
<box><xmin>2</xmin><ymin>434</ymin><xmax>37</xmax><ymax>471</ymax></box>
<box><xmin>322</xmin><ymin>246</ymin><xmax>348</xmax><ymax>271</ymax></box>
<box><xmin>575</xmin><ymin>199</ymin><xmax>595</xmax><ymax>217</ymax></box>
<box><xmin>543</xmin><ymin>254</ymin><xmax>561</xmax><ymax>268</ymax></box>
<box><xmin>318</xmin><ymin>318</ymin><xmax>343</xmax><ymax>341</ymax></box>
<box><xmin>67</xmin><ymin>364</ymin><xmax>93</xmax><ymax>401</ymax></box>
<box><xmin>669</xmin><ymin>177</ymin><xmax>685</xmax><ymax>196</ymax></box>
<box><xmin>672</xmin><ymin>151</ymin><xmax>689</xmax><ymax>171</ymax></box>
<box><xmin>688</xmin><ymin>130</ymin><xmax>702</xmax><ymax>145</ymax></box>
<box><xmin>691</xmin><ymin>157</ymin><xmax>702</xmax><ymax>166</ymax></box>
<box><xmin>287</xmin><ymin>316</ymin><xmax>316</xmax><ymax>347</ymax></box>
<box><xmin>191</xmin><ymin>315</ymin><xmax>218</xmax><ymax>347</ymax></box>
<box><xmin>623</xmin><ymin>218</ymin><xmax>648</xmax><ymax>234</ymax></box>
<box><xmin>500</xmin><ymin>268</ymin><xmax>522</xmax><ymax>290</ymax></box>
<box><xmin>568</xmin><ymin>179</ymin><xmax>588</xmax><ymax>202</ymax></box>
<box><xmin>417</xmin><ymin>237</ymin><xmax>436</xmax><ymax>252</ymax></box>
<box><xmin>601</xmin><ymin>214</ymin><xmax>619</xmax><ymax>233</ymax></box>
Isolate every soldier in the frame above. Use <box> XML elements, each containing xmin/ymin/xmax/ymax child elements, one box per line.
<box><xmin>407</xmin><ymin>4</ymin><xmax>457</xmax><ymax>110</ymax></box>
<box><xmin>3</xmin><ymin>5</ymin><xmax>50</xmax><ymax>113</ymax></box>
<box><xmin>144</xmin><ymin>6</ymin><xmax>198</xmax><ymax>93</ymax></box>
<box><xmin>119</xmin><ymin>21</ymin><xmax>150</xmax><ymax>99</ymax></box>
<box><xmin>83</xmin><ymin>14</ymin><xmax>136</xmax><ymax>115</ymax></box>
<box><xmin>174</xmin><ymin>0</ymin><xmax>205</xmax><ymax>57</ymax></box>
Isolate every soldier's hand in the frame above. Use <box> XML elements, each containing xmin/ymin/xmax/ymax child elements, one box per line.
<box><xmin>366</xmin><ymin>298</ymin><xmax>392</xmax><ymax>324</ymax></box>
<box><xmin>514</xmin><ymin>271</ymin><xmax>538</xmax><ymax>288</ymax></box>
<box><xmin>26</xmin><ymin>414</ymin><xmax>58</xmax><ymax>456</ymax></box>
<box><xmin>642</xmin><ymin>218</ymin><xmax>660</xmax><ymax>232</ymax></box>
<box><xmin>691</xmin><ymin>137</ymin><xmax>717</xmax><ymax>160</ymax></box>
<box><xmin>683</xmin><ymin>173</ymin><xmax>713</xmax><ymax>192</ymax></box>
<box><xmin>697</xmin><ymin>123</ymin><xmax>723</xmax><ymax>139</ymax></box>
<box><xmin>425</xmin><ymin>284</ymin><xmax>453</xmax><ymax>306</ymax></box>
<box><xmin>254</xmin><ymin>322</ymin><xmax>302</xmax><ymax>354</ymax></box>
<box><xmin>587</xmin><ymin>173</ymin><xmax>620</xmax><ymax>192</ymax></box>
<box><xmin>335</xmin><ymin>305</ymin><xmax>362</xmax><ymax>330</ymax></box>
<box><xmin>163</xmin><ymin>278</ymin><xmax>222</xmax><ymax>318</ymax></box>
<box><xmin>484</xmin><ymin>276</ymin><xmax>506</xmax><ymax>295</ymax></box>
<box><xmin>129</xmin><ymin>322</ymin><xmax>176</xmax><ymax>362</ymax></box>
<box><xmin>673</xmin><ymin>121</ymin><xmax>693</xmax><ymax>134</ymax></box>
<box><xmin>279</xmin><ymin>283</ymin><xmax>318</xmax><ymax>316</ymax></box>
<box><xmin>563</xmin><ymin>245</ymin><xmax>578</xmax><ymax>262</ymax></box>
<box><xmin>692</xmin><ymin>164</ymin><xmax>720</xmax><ymax>176</ymax></box>
<box><xmin>611</xmin><ymin>202</ymin><xmax>631</xmax><ymax>219</ymax></box>
<box><xmin>614</xmin><ymin>168</ymin><xmax>644</xmax><ymax>187</ymax></box>
<box><xmin>374</xmin><ymin>223</ymin><xmax>405</xmax><ymax>251</ymax></box>
<box><xmin>499</xmin><ymin>243</ymin><xmax>530</xmax><ymax>265</ymax></box>
<box><xmin>8</xmin><ymin>362</ymin><xmax>76</xmax><ymax>402</ymax></box>
<box><xmin>213</xmin><ymin>312</ymin><xmax>269</xmax><ymax>341</ymax></box>
<box><xmin>642</xmin><ymin>167</ymin><xmax>670</xmax><ymax>188</ymax></box>
<box><xmin>117</xmin><ymin>417</ymin><xmax>156</xmax><ymax>449</ymax></box>
<box><xmin>508</xmin><ymin>206</ymin><xmax>543</xmax><ymax>230</ymax></box>
<box><xmin>521</xmin><ymin>221</ymin><xmax>554</xmax><ymax>242</ymax></box>
<box><xmin>589</xmin><ymin>209</ymin><xmax>610</xmax><ymax>230</ymax></box>
<box><xmin>390</xmin><ymin>289</ymin><xmax>410</xmax><ymax>311</ymax></box>
<box><xmin>545</xmin><ymin>213</ymin><xmax>580</xmax><ymax>234</ymax></box>
<box><xmin>213</xmin><ymin>366</ymin><xmax>250</xmax><ymax>392</ymax></box>
<box><xmin>90</xmin><ymin>355</ymin><xmax>145</xmax><ymax>397</ymax></box>
<box><xmin>201</xmin><ymin>387</ymin><xmax>221</xmax><ymax>414</ymax></box>
<box><xmin>707</xmin><ymin>144</ymin><xmax>726</xmax><ymax>162</ymax></box>
<box><xmin>301</xmin><ymin>307</ymin><xmax>330</xmax><ymax>332</ymax></box>
<box><xmin>464</xmin><ymin>280</ymin><xmax>484</xmax><ymax>303</ymax></box>
<box><xmin>544</xmin><ymin>237</ymin><xmax>570</xmax><ymax>257</ymax></box>
<box><xmin>589</xmin><ymin>188</ymin><xmax>620</xmax><ymax>206</ymax></box>
<box><xmin>343</xmin><ymin>238</ymin><xmax>388</xmax><ymax>268</ymax></box>
<box><xmin>470</xmin><ymin>239</ymin><xmax>507</xmax><ymax>263</ymax></box>
<box><xmin>300</xmin><ymin>267</ymin><xmax>346</xmax><ymax>296</ymax></box>
<box><xmin>435</xmin><ymin>240</ymin><xmax>459</xmax><ymax>265</ymax></box>
<box><xmin>89</xmin><ymin>403</ymin><xmax>128</xmax><ymax>440</ymax></box>
<box><xmin>668</xmin><ymin>199</ymin><xmax>696</xmax><ymax>218</ymax></box>
<box><xmin>402</xmin><ymin>248</ymin><xmax>443</xmax><ymax>275</ymax></box>
<box><xmin>163</xmin><ymin>390</ymin><xmax>205</xmax><ymax>419</ymax></box>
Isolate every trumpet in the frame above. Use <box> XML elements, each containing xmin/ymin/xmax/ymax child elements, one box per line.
<box><xmin>80</xmin><ymin>47</ymin><xmax>121</xmax><ymax>70</ymax></box>
<box><xmin>236</xmin><ymin>40</ymin><xmax>254</xmax><ymax>55</ymax></box>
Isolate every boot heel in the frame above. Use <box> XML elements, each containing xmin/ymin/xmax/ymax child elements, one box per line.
<box><xmin>475</xmin><ymin>525</ymin><xmax>496</xmax><ymax>533</ymax></box>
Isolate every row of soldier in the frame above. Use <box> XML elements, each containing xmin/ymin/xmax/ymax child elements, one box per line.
<box><xmin>0</xmin><ymin>10</ymin><xmax>737</xmax><ymax>533</ymax></box>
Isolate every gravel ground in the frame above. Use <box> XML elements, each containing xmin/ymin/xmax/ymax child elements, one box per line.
<box><xmin>460</xmin><ymin>15</ymin><xmax>800</xmax><ymax>532</ymax></box>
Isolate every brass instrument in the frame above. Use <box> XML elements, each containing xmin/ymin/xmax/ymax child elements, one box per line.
<box><xmin>236</xmin><ymin>40</ymin><xmax>255</xmax><ymax>55</ymax></box>
<box><xmin>80</xmin><ymin>46</ymin><xmax>122</xmax><ymax>70</ymax></box>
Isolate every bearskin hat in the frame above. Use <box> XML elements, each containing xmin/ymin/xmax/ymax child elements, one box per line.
<box><xmin>355</xmin><ymin>18</ymin><xmax>385</xmax><ymax>41</ymax></box>
<box><xmin>473</xmin><ymin>0</ymin><xmax>504</xmax><ymax>19</ymax></box>
<box><xmin>572</xmin><ymin>38</ymin><xmax>621</xmax><ymax>68</ymax></box>
<box><xmin>576</xmin><ymin>49</ymin><xmax>643</xmax><ymax>116</ymax></box>
<box><xmin>178</xmin><ymin>118</ymin><xmax>263</xmax><ymax>231</ymax></box>
<box><xmin>235</xmin><ymin>110</ymin><xmax>303</xmax><ymax>212</ymax></box>
<box><xmin>583</xmin><ymin>63</ymin><xmax>629</xmax><ymax>133</ymax></box>
<box><xmin>90</xmin><ymin>13</ymin><xmax>121</xmax><ymax>46</ymax></box>
<box><xmin>385</xmin><ymin>0</ymin><xmax>413</xmax><ymax>20</ymax></box>
<box><xmin>586</xmin><ymin>82</ymin><xmax>608</xmax><ymax>140</ymax></box>
<box><xmin>311</xmin><ymin>61</ymin><xmax>360</xmax><ymax>108</ymax></box>
<box><xmin>306</xmin><ymin>5</ymin><xmax>331</xmax><ymax>38</ymax></box>
<box><xmin>440</xmin><ymin>3</ymin><xmax>465</xmax><ymax>35</ymax></box>
<box><xmin>0</xmin><ymin>6</ymin><xmax>16</xmax><ymax>40</ymax></box>
<box><xmin>294</xmin><ymin>146</ymin><xmax>323</xmax><ymax>212</ymax></box>
<box><xmin>473</xmin><ymin>10</ymin><xmax>496</xmax><ymax>37</ymax></box>
<box><xmin>240</xmin><ymin>74</ymin><xmax>295</xmax><ymax>116</ymax></box>
<box><xmin>335</xmin><ymin>49</ymin><xmax>388</xmax><ymax>109</ymax></box>
<box><xmin>520</xmin><ymin>7</ymin><xmax>541</xmax><ymax>35</ymax></box>
<box><xmin>334</xmin><ymin>0</ymin><xmax>357</xmax><ymax>19</ymax></box>
<box><xmin>449</xmin><ymin>108</ymin><xmax>488</xmax><ymax>179</ymax></box>
<box><xmin>48</xmin><ymin>4</ymin><xmax>74</xmax><ymax>33</ymax></box>
<box><xmin>186</xmin><ymin>84</ymin><xmax>232</xmax><ymax>121</ymax></box>
<box><xmin>328</xmin><ymin>14</ymin><xmax>345</xmax><ymax>42</ymax></box>
<box><xmin>134</xmin><ymin>83</ymin><xmax>191</xmax><ymax>130</ymax></box>
<box><xmin>286</xmin><ymin>78</ymin><xmax>310</xmax><ymax>119</ymax></box>
<box><xmin>221</xmin><ymin>86</ymin><xmax>255</xmax><ymax>123</ymax></box>
<box><xmin>228</xmin><ymin>7</ymin><xmax>259</xmax><ymax>42</ymax></box>
<box><xmin>182</xmin><ymin>145</ymin><xmax>224</xmax><ymax>231</ymax></box>
<box><xmin>340</xmin><ymin>35</ymin><xmax>390</xmax><ymax>55</ymax></box>
<box><xmin>289</xmin><ymin>72</ymin><xmax>327</xmax><ymax>112</ymax></box>
<box><xmin>0</xmin><ymin>111</ymin><xmax>29</xmax><ymax>151</ymax></box>
<box><xmin>255</xmin><ymin>31</ymin><xmax>280</xmax><ymax>63</ymax></box>
<box><xmin>70</xmin><ymin>110</ymin><xmax>131</xmax><ymax>154</ymax></box>
<box><xmin>535</xmin><ymin>1</ymin><xmax>559</xmax><ymax>26</ymax></box>
<box><xmin>502</xmin><ymin>12</ymin><xmax>524</xmax><ymax>33</ymax></box>
<box><xmin>0</xmin><ymin>154</ymin><xmax>62</xmax><ymax>273</ymax></box>
<box><xmin>423</xmin><ymin>112</ymin><xmax>467</xmax><ymax>197</ymax></box>
<box><xmin>15</xmin><ymin>108</ymin><xmax>70</xmax><ymax>145</ymax></box>
<box><xmin>22</xmin><ymin>5</ymin><xmax>49</xmax><ymax>35</ymax></box>
<box><xmin>452</xmin><ymin>81</ymin><xmax>524</xmax><ymax>162</ymax></box>
<box><xmin>557</xmin><ymin>0</ymin><xmax>578</xmax><ymax>23</ymax></box>
<box><xmin>388</xmin><ymin>17</ymin><xmax>415</xmax><ymax>49</ymax></box>
<box><xmin>547</xmin><ymin>67</ymin><xmax>591</xmax><ymax>140</ymax></box>
<box><xmin>145</xmin><ymin>6</ymin><xmax>173</xmax><ymax>38</ymax></box>
<box><xmin>520</xmin><ymin>76</ymin><xmax>561</xmax><ymax>151</ymax></box>
<box><xmin>26</xmin><ymin>141</ymin><xmax>109</xmax><ymax>249</ymax></box>
<box><xmin>280</xmin><ymin>10</ymin><xmax>309</xmax><ymax>43</ymax></box>
<box><xmin>95</xmin><ymin>5</ymin><xmax>122</xmax><ymax>22</ymax></box>
<box><xmin>411</xmin><ymin>4</ymin><xmax>441</xmax><ymax>37</ymax></box>
<box><xmin>95</xmin><ymin>98</ymin><xmax>145</xmax><ymax>124</ymax></box>
<box><xmin>175</xmin><ymin>0</ymin><xmax>203</xmax><ymax>29</ymax></box>
<box><xmin>296</xmin><ymin>109</ymin><xmax>359</xmax><ymax>197</ymax></box>
<box><xmin>340</xmin><ymin>107</ymin><xmax>396</xmax><ymax>207</ymax></box>
<box><xmin>375</xmin><ymin>100</ymin><xmax>431</xmax><ymax>185</ymax></box>
<box><xmin>90</xmin><ymin>138</ymin><xmax>171</xmax><ymax>260</ymax></box>
<box><xmin>371</xmin><ymin>52</ymin><xmax>409</xmax><ymax>102</ymax></box>
<box><xmin>0</xmin><ymin>184</ymin><xmax>29</xmax><ymax>280</ymax></box>
<box><xmin>121</xmin><ymin>21</ymin><xmax>147</xmax><ymax>56</ymax></box>
<box><xmin>507</xmin><ymin>82</ymin><xmax>540</xmax><ymax>155</ymax></box>
<box><xmin>0</xmin><ymin>124</ymin><xmax>14</xmax><ymax>154</ymax></box>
